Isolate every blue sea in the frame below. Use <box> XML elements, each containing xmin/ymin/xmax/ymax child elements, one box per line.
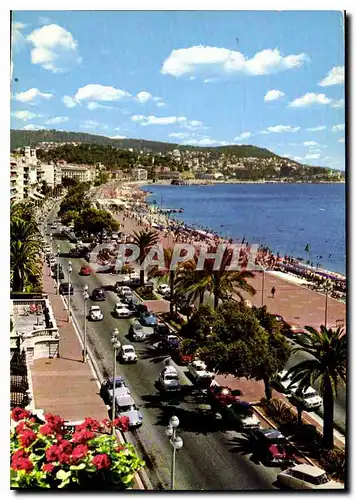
<box><xmin>142</xmin><ymin>183</ymin><xmax>346</xmax><ymax>275</ymax></box>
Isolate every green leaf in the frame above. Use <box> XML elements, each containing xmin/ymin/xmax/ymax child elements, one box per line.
<box><xmin>70</xmin><ymin>463</ymin><xmax>86</xmax><ymax>471</ymax></box>
<box><xmin>56</xmin><ymin>470</ymin><xmax>71</xmax><ymax>481</ymax></box>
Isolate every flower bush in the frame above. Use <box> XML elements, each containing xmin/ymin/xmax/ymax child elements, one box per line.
<box><xmin>10</xmin><ymin>408</ymin><xmax>145</xmax><ymax>489</ymax></box>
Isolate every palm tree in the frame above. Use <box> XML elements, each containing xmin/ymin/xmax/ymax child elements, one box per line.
<box><xmin>131</xmin><ymin>229</ymin><xmax>159</xmax><ymax>286</ymax></box>
<box><xmin>286</xmin><ymin>326</ymin><xmax>346</xmax><ymax>449</ymax></box>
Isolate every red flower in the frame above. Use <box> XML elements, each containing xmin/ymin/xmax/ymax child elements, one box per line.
<box><xmin>92</xmin><ymin>453</ymin><xmax>111</xmax><ymax>470</ymax></box>
<box><xmin>71</xmin><ymin>444</ymin><xmax>89</xmax><ymax>463</ymax></box>
<box><xmin>42</xmin><ymin>463</ymin><xmax>56</xmax><ymax>474</ymax></box>
<box><xmin>58</xmin><ymin>452</ymin><xmax>71</xmax><ymax>465</ymax></box>
<box><xmin>39</xmin><ymin>424</ymin><xmax>55</xmax><ymax>436</ymax></box>
<box><xmin>11</xmin><ymin>449</ymin><xmax>29</xmax><ymax>462</ymax></box>
<box><xmin>46</xmin><ymin>444</ymin><xmax>61</xmax><ymax>462</ymax></box>
<box><xmin>71</xmin><ymin>429</ymin><xmax>95</xmax><ymax>444</ymax></box>
<box><xmin>15</xmin><ymin>421</ymin><xmax>30</xmax><ymax>434</ymax></box>
<box><xmin>44</xmin><ymin>413</ymin><xmax>64</xmax><ymax>434</ymax></box>
<box><xmin>113</xmin><ymin>416</ymin><xmax>130</xmax><ymax>432</ymax></box>
<box><xmin>11</xmin><ymin>456</ymin><xmax>34</xmax><ymax>472</ymax></box>
<box><xmin>59</xmin><ymin>439</ymin><xmax>72</xmax><ymax>454</ymax></box>
<box><xmin>11</xmin><ymin>407</ymin><xmax>31</xmax><ymax>422</ymax></box>
<box><xmin>75</xmin><ymin>417</ymin><xmax>101</xmax><ymax>432</ymax></box>
<box><xmin>18</xmin><ymin>429</ymin><xmax>37</xmax><ymax>448</ymax></box>
<box><xmin>116</xmin><ymin>445</ymin><xmax>125</xmax><ymax>452</ymax></box>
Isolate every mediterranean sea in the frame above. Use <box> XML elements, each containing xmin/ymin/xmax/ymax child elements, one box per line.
<box><xmin>142</xmin><ymin>183</ymin><xmax>346</xmax><ymax>275</ymax></box>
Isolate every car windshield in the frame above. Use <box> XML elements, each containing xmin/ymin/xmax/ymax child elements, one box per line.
<box><xmin>305</xmin><ymin>390</ymin><xmax>317</xmax><ymax>399</ymax></box>
<box><xmin>91</xmin><ymin>307</ymin><xmax>100</xmax><ymax>312</ymax></box>
<box><xmin>124</xmin><ymin>348</ymin><xmax>134</xmax><ymax>354</ymax></box>
<box><xmin>165</xmin><ymin>375</ymin><xmax>178</xmax><ymax>381</ymax></box>
<box><xmin>311</xmin><ymin>473</ymin><xmax>329</xmax><ymax>485</ymax></box>
<box><xmin>119</xmin><ymin>404</ymin><xmax>135</xmax><ymax>412</ymax></box>
<box><xmin>108</xmin><ymin>380</ymin><xmax>124</xmax><ymax>389</ymax></box>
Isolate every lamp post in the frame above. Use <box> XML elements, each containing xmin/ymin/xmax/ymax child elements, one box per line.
<box><xmin>111</xmin><ymin>328</ymin><xmax>121</xmax><ymax>435</ymax></box>
<box><xmin>48</xmin><ymin>234</ymin><xmax>53</xmax><ymax>276</ymax></box>
<box><xmin>165</xmin><ymin>416</ymin><xmax>183</xmax><ymax>490</ymax></box>
<box><xmin>67</xmin><ymin>261</ymin><xmax>72</xmax><ymax>321</ymax></box>
<box><xmin>261</xmin><ymin>267</ymin><xmax>265</xmax><ymax>307</ymax></box>
<box><xmin>56</xmin><ymin>244</ymin><xmax>60</xmax><ymax>294</ymax></box>
<box><xmin>83</xmin><ymin>285</ymin><xmax>89</xmax><ymax>362</ymax></box>
<box><xmin>324</xmin><ymin>278</ymin><xmax>333</xmax><ymax>328</ymax></box>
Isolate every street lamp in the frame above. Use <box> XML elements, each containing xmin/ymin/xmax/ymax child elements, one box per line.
<box><xmin>48</xmin><ymin>234</ymin><xmax>53</xmax><ymax>276</ymax></box>
<box><xmin>111</xmin><ymin>328</ymin><xmax>121</xmax><ymax>435</ymax></box>
<box><xmin>261</xmin><ymin>267</ymin><xmax>265</xmax><ymax>307</ymax></box>
<box><xmin>165</xmin><ymin>416</ymin><xmax>183</xmax><ymax>490</ymax></box>
<box><xmin>56</xmin><ymin>244</ymin><xmax>60</xmax><ymax>294</ymax></box>
<box><xmin>67</xmin><ymin>261</ymin><xmax>72</xmax><ymax>321</ymax></box>
<box><xmin>83</xmin><ymin>285</ymin><xmax>89</xmax><ymax>362</ymax></box>
<box><xmin>324</xmin><ymin>278</ymin><xmax>333</xmax><ymax>328</ymax></box>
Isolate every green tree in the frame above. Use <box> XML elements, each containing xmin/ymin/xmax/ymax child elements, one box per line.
<box><xmin>74</xmin><ymin>208</ymin><xmax>120</xmax><ymax>242</ymax></box>
<box><xmin>286</xmin><ymin>326</ymin><xmax>346</xmax><ymax>449</ymax></box>
<box><xmin>131</xmin><ymin>229</ymin><xmax>159</xmax><ymax>286</ymax></box>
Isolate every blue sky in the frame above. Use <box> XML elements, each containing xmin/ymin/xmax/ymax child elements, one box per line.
<box><xmin>11</xmin><ymin>10</ymin><xmax>345</xmax><ymax>169</ymax></box>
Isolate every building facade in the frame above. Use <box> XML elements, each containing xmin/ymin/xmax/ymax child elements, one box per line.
<box><xmin>131</xmin><ymin>168</ymin><xmax>148</xmax><ymax>181</ymax></box>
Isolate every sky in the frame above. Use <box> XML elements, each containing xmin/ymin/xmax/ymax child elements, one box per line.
<box><xmin>10</xmin><ymin>10</ymin><xmax>345</xmax><ymax>169</ymax></box>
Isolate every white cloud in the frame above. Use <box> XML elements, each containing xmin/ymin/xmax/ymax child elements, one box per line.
<box><xmin>332</xmin><ymin>98</ymin><xmax>345</xmax><ymax>108</ymax></box>
<box><xmin>39</xmin><ymin>17</ymin><xmax>51</xmax><ymax>25</ymax></box>
<box><xmin>62</xmin><ymin>95</ymin><xmax>78</xmax><ymax>108</ymax></box>
<box><xmin>136</xmin><ymin>91</ymin><xmax>153</xmax><ymax>103</ymax></box>
<box><xmin>75</xmin><ymin>84</ymin><xmax>131</xmax><ymax>102</ymax></box>
<box><xmin>261</xmin><ymin>125</ymin><xmax>300</xmax><ymax>134</ymax></box>
<box><xmin>109</xmin><ymin>135</ymin><xmax>126</xmax><ymax>139</ymax></box>
<box><xmin>319</xmin><ymin>66</ymin><xmax>344</xmax><ymax>86</ymax></box>
<box><xmin>169</xmin><ymin>132</ymin><xmax>190</xmax><ymax>139</ymax></box>
<box><xmin>131</xmin><ymin>114</ymin><xmax>202</xmax><ymax>128</ymax></box>
<box><xmin>87</xmin><ymin>101</ymin><xmax>112</xmax><ymax>110</ymax></box>
<box><xmin>234</xmin><ymin>132</ymin><xmax>252</xmax><ymax>141</ymax></box>
<box><xmin>338</xmin><ymin>137</ymin><xmax>345</xmax><ymax>143</ymax></box>
<box><xmin>288</xmin><ymin>142</ymin><xmax>298</xmax><ymax>147</ymax></box>
<box><xmin>12</xmin><ymin>110</ymin><xmax>41</xmax><ymax>121</ymax></box>
<box><xmin>81</xmin><ymin>120</ymin><xmax>100</xmax><ymax>129</ymax></box>
<box><xmin>161</xmin><ymin>46</ymin><xmax>308</xmax><ymax>77</ymax></box>
<box><xmin>303</xmin><ymin>141</ymin><xmax>319</xmax><ymax>147</ymax></box>
<box><xmin>332</xmin><ymin>124</ymin><xmax>345</xmax><ymax>132</ymax></box>
<box><xmin>156</xmin><ymin>101</ymin><xmax>166</xmax><ymax>107</ymax></box>
<box><xmin>23</xmin><ymin>124</ymin><xmax>46</xmax><ymax>131</ymax></box>
<box><xmin>306</xmin><ymin>126</ymin><xmax>326</xmax><ymax>132</ymax></box>
<box><xmin>288</xmin><ymin>93</ymin><xmax>332</xmax><ymax>107</ymax></box>
<box><xmin>293</xmin><ymin>156</ymin><xmax>303</xmax><ymax>161</ymax></box>
<box><xmin>264</xmin><ymin>89</ymin><xmax>285</xmax><ymax>102</ymax></box>
<box><xmin>45</xmin><ymin>116</ymin><xmax>69</xmax><ymax>125</ymax></box>
<box><xmin>12</xmin><ymin>22</ymin><xmax>28</xmax><ymax>47</ymax></box>
<box><xmin>204</xmin><ymin>78</ymin><xmax>219</xmax><ymax>83</ymax></box>
<box><xmin>305</xmin><ymin>153</ymin><xmax>321</xmax><ymax>160</ymax></box>
<box><xmin>14</xmin><ymin>87</ymin><xmax>53</xmax><ymax>104</ymax></box>
<box><xmin>184</xmin><ymin>137</ymin><xmax>229</xmax><ymax>146</ymax></box>
<box><xmin>131</xmin><ymin>115</ymin><xmax>146</xmax><ymax>122</ymax></box>
<box><xmin>27</xmin><ymin>24</ymin><xmax>81</xmax><ymax>73</ymax></box>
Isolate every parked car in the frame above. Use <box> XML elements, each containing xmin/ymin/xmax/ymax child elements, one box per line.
<box><xmin>80</xmin><ymin>265</ymin><xmax>91</xmax><ymax>276</ymax></box>
<box><xmin>91</xmin><ymin>287</ymin><xmax>106</xmax><ymax>301</ymax></box>
<box><xmin>118</xmin><ymin>344</ymin><xmax>138</xmax><ymax>363</ymax></box>
<box><xmin>100</xmin><ymin>376</ymin><xmax>130</xmax><ymax>404</ymax></box>
<box><xmin>289</xmin><ymin>386</ymin><xmax>323</xmax><ymax>410</ymax></box>
<box><xmin>114</xmin><ymin>394</ymin><xmax>143</xmax><ymax>428</ymax></box>
<box><xmin>250</xmin><ymin>428</ymin><xmax>295</xmax><ymax>465</ymax></box>
<box><xmin>51</xmin><ymin>264</ymin><xmax>64</xmax><ymax>279</ymax></box>
<box><xmin>126</xmin><ymin>296</ymin><xmax>141</xmax><ymax>313</ymax></box>
<box><xmin>208</xmin><ymin>384</ymin><xmax>242</xmax><ymax>408</ymax></box>
<box><xmin>116</xmin><ymin>286</ymin><xmax>132</xmax><ymax>298</ymax></box>
<box><xmin>225</xmin><ymin>401</ymin><xmax>260</xmax><ymax>430</ymax></box>
<box><xmin>121</xmin><ymin>292</ymin><xmax>134</xmax><ymax>304</ymax></box>
<box><xmin>135</xmin><ymin>303</ymin><xmax>149</xmax><ymax>317</ymax></box>
<box><xmin>271</xmin><ymin>370</ymin><xmax>297</xmax><ymax>394</ymax></box>
<box><xmin>188</xmin><ymin>360</ymin><xmax>215</xmax><ymax>383</ymax></box>
<box><xmin>153</xmin><ymin>322</ymin><xmax>171</xmax><ymax>341</ymax></box>
<box><xmin>277</xmin><ymin>464</ymin><xmax>344</xmax><ymax>490</ymax></box>
<box><xmin>89</xmin><ymin>305</ymin><xmax>104</xmax><ymax>321</ymax></box>
<box><xmin>114</xmin><ymin>302</ymin><xmax>132</xmax><ymax>318</ymax></box>
<box><xmin>157</xmin><ymin>284</ymin><xmax>170</xmax><ymax>295</ymax></box>
<box><xmin>129</xmin><ymin>322</ymin><xmax>146</xmax><ymax>341</ymax></box>
<box><xmin>271</xmin><ymin>314</ymin><xmax>284</xmax><ymax>323</ymax></box>
<box><xmin>69</xmin><ymin>247</ymin><xmax>82</xmax><ymax>258</ymax></box>
<box><xmin>160</xmin><ymin>334</ymin><xmax>180</xmax><ymax>351</ymax></box>
<box><xmin>140</xmin><ymin>311</ymin><xmax>157</xmax><ymax>327</ymax></box>
<box><xmin>59</xmin><ymin>282</ymin><xmax>74</xmax><ymax>295</ymax></box>
<box><xmin>158</xmin><ymin>366</ymin><xmax>181</xmax><ymax>393</ymax></box>
<box><xmin>171</xmin><ymin>349</ymin><xmax>193</xmax><ymax>366</ymax></box>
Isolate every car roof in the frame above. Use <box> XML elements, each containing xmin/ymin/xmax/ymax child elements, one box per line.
<box><xmin>289</xmin><ymin>464</ymin><xmax>326</xmax><ymax>477</ymax></box>
<box><xmin>116</xmin><ymin>394</ymin><xmax>135</xmax><ymax>406</ymax></box>
<box><xmin>108</xmin><ymin>376</ymin><xmax>124</xmax><ymax>383</ymax></box>
<box><xmin>258</xmin><ymin>428</ymin><xmax>284</xmax><ymax>439</ymax></box>
<box><xmin>90</xmin><ymin>305</ymin><xmax>100</xmax><ymax>310</ymax></box>
<box><xmin>123</xmin><ymin>344</ymin><xmax>134</xmax><ymax>350</ymax></box>
<box><xmin>162</xmin><ymin>366</ymin><xmax>177</xmax><ymax>374</ymax></box>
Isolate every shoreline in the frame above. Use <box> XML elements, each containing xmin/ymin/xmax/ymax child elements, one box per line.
<box><xmin>97</xmin><ymin>180</ymin><xmax>346</xmax><ymax>284</ymax></box>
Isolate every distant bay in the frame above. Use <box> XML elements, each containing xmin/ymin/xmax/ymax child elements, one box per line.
<box><xmin>142</xmin><ymin>183</ymin><xmax>346</xmax><ymax>275</ymax></box>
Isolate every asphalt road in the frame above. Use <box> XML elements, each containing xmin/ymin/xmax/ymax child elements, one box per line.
<box><xmin>45</xmin><ymin>208</ymin><xmax>281</xmax><ymax>490</ymax></box>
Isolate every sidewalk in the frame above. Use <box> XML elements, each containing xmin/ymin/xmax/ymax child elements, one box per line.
<box><xmin>29</xmin><ymin>263</ymin><xmax>108</xmax><ymax>422</ymax></box>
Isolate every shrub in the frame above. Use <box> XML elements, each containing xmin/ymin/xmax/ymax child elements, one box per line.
<box><xmin>136</xmin><ymin>287</ymin><xmax>157</xmax><ymax>300</ymax></box>
<box><xmin>319</xmin><ymin>448</ymin><xmax>345</xmax><ymax>482</ymax></box>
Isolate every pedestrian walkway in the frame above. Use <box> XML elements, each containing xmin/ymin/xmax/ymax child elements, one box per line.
<box><xmin>30</xmin><ymin>263</ymin><xmax>108</xmax><ymax>422</ymax></box>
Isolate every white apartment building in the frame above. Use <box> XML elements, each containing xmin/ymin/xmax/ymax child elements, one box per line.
<box><xmin>10</xmin><ymin>155</ymin><xmax>45</xmax><ymax>203</ymax></box>
<box><xmin>131</xmin><ymin>168</ymin><xmax>148</xmax><ymax>181</ymax></box>
<box><xmin>61</xmin><ymin>164</ymin><xmax>93</xmax><ymax>183</ymax></box>
<box><xmin>37</xmin><ymin>163</ymin><xmax>62</xmax><ymax>188</ymax></box>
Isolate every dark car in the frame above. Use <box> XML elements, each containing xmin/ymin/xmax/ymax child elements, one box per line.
<box><xmin>153</xmin><ymin>322</ymin><xmax>171</xmax><ymax>340</ymax></box>
<box><xmin>128</xmin><ymin>322</ymin><xmax>146</xmax><ymax>341</ymax></box>
<box><xmin>91</xmin><ymin>288</ymin><xmax>106</xmax><ymax>301</ymax></box>
<box><xmin>135</xmin><ymin>303</ymin><xmax>149</xmax><ymax>316</ymax></box>
<box><xmin>69</xmin><ymin>247</ymin><xmax>82</xmax><ymax>258</ymax></box>
<box><xmin>160</xmin><ymin>334</ymin><xmax>180</xmax><ymax>351</ymax></box>
<box><xmin>51</xmin><ymin>264</ymin><xmax>64</xmax><ymax>280</ymax></box>
<box><xmin>59</xmin><ymin>282</ymin><xmax>74</xmax><ymax>295</ymax></box>
<box><xmin>250</xmin><ymin>428</ymin><xmax>295</xmax><ymax>465</ymax></box>
<box><xmin>140</xmin><ymin>311</ymin><xmax>157</xmax><ymax>327</ymax></box>
<box><xmin>126</xmin><ymin>296</ymin><xmax>141</xmax><ymax>312</ymax></box>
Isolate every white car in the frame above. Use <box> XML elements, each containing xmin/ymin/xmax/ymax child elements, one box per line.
<box><xmin>226</xmin><ymin>401</ymin><xmax>261</xmax><ymax>430</ymax></box>
<box><xmin>289</xmin><ymin>386</ymin><xmax>323</xmax><ymax>410</ymax></box>
<box><xmin>118</xmin><ymin>344</ymin><xmax>137</xmax><ymax>363</ymax></box>
<box><xmin>114</xmin><ymin>302</ymin><xmax>131</xmax><ymax>318</ymax></box>
<box><xmin>117</xmin><ymin>286</ymin><xmax>132</xmax><ymax>298</ymax></box>
<box><xmin>115</xmin><ymin>394</ymin><xmax>143</xmax><ymax>428</ymax></box>
<box><xmin>272</xmin><ymin>370</ymin><xmax>298</xmax><ymax>394</ymax></box>
<box><xmin>157</xmin><ymin>284</ymin><xmax>170</xmax><ymax>295</ymax></box>
<box><xmin>89</xmin><ymin>305</ymin><xmax>103</xmax><ymax>321</ymax></box>
<box><xmin>158</xmin><ymin>366</ymin><xmax>181</xmax><ymax>392</ymax></box>
<box><xmin>188</xmin><ymin>360</ymin><xmax>215</xmax><ymax>382</ymax></box>
<box><xmin>277</xmin><ymin>464</ymin><xmax>344</xmax><ymax>490</ymax></box>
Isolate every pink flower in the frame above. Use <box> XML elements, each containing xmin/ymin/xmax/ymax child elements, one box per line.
<box><xmin>75</xmin><ymin>417</ymin><xmax>101</xmax><ymax>432</ymax></box>
<box><xmin>72</xmin><ymin>429</ymin><xmax>95</xmax><ymax>444</ymax></box>
<box><xmin>11</xmin><ymin>455</ymin><xmax>34</xmax><ymax>472</ymax></box>
<box><xmin>18</xmin><ymin>429</ymin><xmax>37</xmax><ymax>448</ymax></box>
<box><xmin>39</xmin><ymin>424</ymin><xmax>55</xmax><ymax>436</ymax></box>
<box><xmin>42</xmin><ymin>463</ymin><xmax>56</xmax><ymax>474</ymax></box>
<box><xmin>46</xmin><ymin>444</ymin><xmax>60</xmax><ymax>462</ymax></box>
<box><xmin>44</xmin><ymin>413</ymin><xmax>64</xmax><ymax>434</ymax></box>
<box><xmin>92</xmin><ymin>453</ymin><xmax>111</xmax><ymax>470</ymax></box>
<box><xmin>11</xmin><ymin>407</ymin><xmax>31</xmax><ymax>422</ymax></box>
<box><xmin>71</xmin><ymin>444</ymin><xmax>89</xmax><ymax>463</ymax></box>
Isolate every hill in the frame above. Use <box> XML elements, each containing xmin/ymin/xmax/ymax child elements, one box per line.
<box><xmin>10</xmin><ymin>129</ymin><xmax>279</xmax><ymax>159</ymax></box>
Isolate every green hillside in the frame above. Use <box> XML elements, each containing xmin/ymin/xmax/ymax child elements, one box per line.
<box><xmin>10</xmin><ymin>129</ymin><xmax>278</xmax><ymax>158</ymax></box>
